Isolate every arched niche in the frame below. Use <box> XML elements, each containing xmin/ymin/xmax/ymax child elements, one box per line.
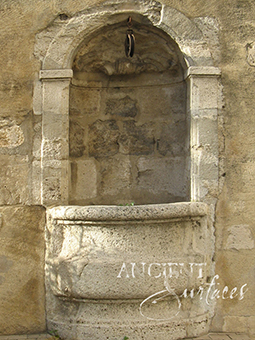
<box><xmin>69</xmin><ymin>20</ymin><xmax>189</xmax><ymax>205</ymax></box>
<box><xmin>35</xmin><ymin>0</ymin><xmax>221</xmax><ymax>207</ymax></box>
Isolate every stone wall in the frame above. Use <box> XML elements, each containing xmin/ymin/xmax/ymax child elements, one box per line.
<box><xmin>0</xmin><ymin>0</ymin><xmax>254</xmax><ymax>337</ymax></box>
<box><xmin>0</xmin><ymin>206</ymin><xmax>45</xmax><ymax>334</ymax></box>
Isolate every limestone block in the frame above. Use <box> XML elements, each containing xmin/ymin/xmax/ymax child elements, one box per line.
<box><xmin>200</xmin><ymin>179</ymin><xmax>219</xmax><ymax>200</ymax></box>
<box><xmin>193</xmin><ymin>17</ymin><xmax>220</xmax><ymax>65</ymax></box>
<box><xmin>69</xmin><ymin>120</ymin><xmax>85</xmax><ymax>158</ymax></box>
<box><xmin>70</xmin><ymin>159</ymin><xmax>97</xmax><ymax>201</ymax></box>
<box><xmin>43</xmin><ymin>176</ymin><xmax>61</xmax><ymax>202</ymax></box>
<box><xmin>240</xmin><ymin>161</ymin><xmax>255</xmax><ymax>192</ymax></box>
<box><xmin>190</xmin><ymin>108</ymin><xmax>218</xmax><ymax>120</ymax></box>
<box><xmin>42</xmin><ymin>160</ymin><xmax>69</xmax><ymax>205</ymax></box>
<box><xmin>198</xmin><ymin>150</ymin><xmax>219</xmax><ymax>182</ymax></box>
<box><xmin>223</xmin><ymin>316</ymin><xmax>247</xmax><ymax>333</ymax></box>
<box><xmin>0</xmin><ymin>119</ymin><xmax>24</xmax><ymax>148</ymax></box>
<box><xmin>99</xmin><ymin>155</ymin><xmax>131</xmax><ymax>198</ymax></box>
<box><xmin>42</xmin><ymin>138</ymin><xmax>69</xmax><ymax>161</ymax></box>
<box><xmin>31</xmin><ymin>160</ymin><xmax>41</xmax><ymax>205</ymax></box>
<box><xmin>88</xmin><ymin>119</ymin><xmax>119</xmax><ymax>157</ymax></box>
<box><xmin>32</xmin><ymin>121</ymin><xmax>42</xmax><ymax>160</ymax></box>
<box><xmin>42</xmin><ymin>113</ymin><xmax>69</xmax><ymax>140</ymax></box>
<box><xmin>137</xmin><ymin>156</ymin><xmax>189</xmax><ymax>199</ymax></box>
<box><xmin>70</xmin><ymin>86</ymin><xmax>101</xmax><ymax>116</ymax></box>
<box><xmin>223</xmin><ymin>316</ymin><xmax>255</xmax><ymax>337</ymax></box>
<box><xmin>138</xmin><ymin>84</ymin><xmax>186</xmax><ymax>118</ymax></box>
<box><xmin>51</xmin><ymin>316</ymin><xmax>187</xmax><ymax>340</ymax></box>
<box><xmin>161</xmin><ymin>6</ymin><xmax>203</xmax><ymax>41</ymax></box>
<box><xmin>158</xmin><ymin>120</ymin><xmax>187</xmax><ymax>156</ymax></box>
<box><xmin>0</xmin><ymin>206</ymin><xmax>45</xmax><ymax>334</ymax></box>
<box><xmin>33</xmin><ymin>80</ymin><xmax>42</xmax><ymax>116</ymax></box>
<box><xmin>225</xmin><ymin>225</ymin><xmax>254</xmax><ymax>250</ymax></box>
<box><xmin>119</xmin><ymin>121</ymin><xmax>155</xmax><ymax>155</ymax></box>
<box><xmin>191</xmin><ymin>114</ymin><xmax>218</xmax><ymax>154</ymax></box>
<box><xmin>189</xmin><ymin>76</ymin><xmax>220</xmax><ymax>110</ymax></box>
<box><xmin>0</xmin><ymin>156</ymin><xmax>30</xmax><ymax>205</ymax></box>
<box><xmin>39</xmin><ymin>69</ymin><xmax>73</xmax><ymax>80</ymax></box>
<box><xmin>106</xmin><ymin>95</ymin><xmax>138</xmax><ymax>117</ymax></box>
<box><xmin>182</xmin><ymin>43</ymin><xmax>214</xmax><ymax>67</ymax></box>
<box><xmin>42</xmin><ymin>80</ymin><xmax>70</xmax><ymax>115</ymax></box>
<box><xmin>247</xmin><ymin>316</ymin><xmax>255</xmax><ymax>335</ymax></box>
<box><xmin>215</xmin><ymin>250</ymin><xmax>255</xmax><ymax>320</ymax></box>
<box><xmin>186</xmin><ymin>315</ymin><xmax>211</xmax><ymax>338</ymax></box>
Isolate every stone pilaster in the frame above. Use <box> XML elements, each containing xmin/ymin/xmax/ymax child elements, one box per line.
<box><xmin>39</xmin><ymin>69</ymin><xmax>73</xmax><ymax>206</ymax></box>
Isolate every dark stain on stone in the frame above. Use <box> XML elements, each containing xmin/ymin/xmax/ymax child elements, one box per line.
<box><xmin>106</xmin><ymin>96</ymin><xmax>138</xmax><ymax>117</ymax></box>
<box><xmin>88</xmin><ymin>119</ymin><xmax>120</xmax><ymax>158</ymax></box>
<box><xmin>0</xmin><ymin>255</ymin><xmax>13</xmax><ymax>274</ymax></box>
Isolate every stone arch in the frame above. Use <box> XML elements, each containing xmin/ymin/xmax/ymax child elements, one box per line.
<box><xmin>39</xmin><ymin>1</ymin><xmax>210</xmax><ymax>70</ymax></box>
<box><xmin>35</xmin><ymin>0</ymin><xmax>221</xmax><ymax>206</ymax></box>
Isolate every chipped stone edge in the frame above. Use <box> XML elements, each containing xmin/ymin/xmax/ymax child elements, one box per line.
<box><xmin>39</xmin><ymin>69</ymin><xmax>73</xmax><ymax>80</ymax></box>
<box><xmin>0</xmin><ymin>335</ymin><xmax>53</xmax><ymax>340</ymax></box>
<box><xmin>47</xmin><ymin>201</ymin><xmax>208</xmax><ymax>222</ymax></box>
<box><xmin>185</xmin><ymin>66</ymin><xmax>221</xmax><ymax>79</ymax></box>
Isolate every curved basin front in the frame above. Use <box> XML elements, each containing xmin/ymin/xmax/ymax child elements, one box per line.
<box><xmin>45</xmin><ymin>202</ymin><xmax>215</xmax><ymax>340</ymax></box>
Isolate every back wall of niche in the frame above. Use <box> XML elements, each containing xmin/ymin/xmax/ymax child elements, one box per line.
<box><xmin>69</xmin><ymin>21</ymin><xmax>189</xmax><ymax>205</ymax></box>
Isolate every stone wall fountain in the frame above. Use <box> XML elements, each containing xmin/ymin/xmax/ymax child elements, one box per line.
<box><xmin>35</xmin><ymin>1</ymin><xmax>221</xmax><ymax>338</ymax></box>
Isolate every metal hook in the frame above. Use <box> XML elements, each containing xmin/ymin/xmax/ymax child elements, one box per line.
<box><xmin>125</xmin><ymin>17</ymin><xmax>135</xmax><ymax>57</ymax></box>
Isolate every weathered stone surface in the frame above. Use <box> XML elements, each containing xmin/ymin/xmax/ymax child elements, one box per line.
<box><xmin>189</xmin><ymin>76</ymin><xmax>220</xmax><ymax>110</ymax></box>
<box><xmin>0</xmin><ymin>206</ymin><xmax>45</xmax><ymax>335</ymax></box>
<box><xmin>119</xmin><ymin>121</ymin><xmax>155</xmax><ymax>155</ymax></box>
<box><xmin>0</xmin><ymin>156</ymin><xmax>30</xmax><ymax>205</ymax></box>
<box><xmin>31</xmin><ymin>160</ymin><xmax>41</xmax><ymax>204</ymax></box>
<box><xmin>106</xmin><ymin>95</ymin><xmax>138</xmax><ymax>117</ymax></box>
<box><xmin>137</xmin><ymin>156</ymin><xmax>190</xmax><ymax>202</ymax></box>
<box><xmin>42</xmin><ymin>138</ymin><xmax>68</xmax><ymax>161</ymax></box>
<box><xmin>41</xmin><ymin>80</ymin><xmax>70</xmax><ymax>115</ymax></box>
<box><xmin>42</xmin><ymin>160</ymin><xmax>69</xmax><ymax>205</ymax></box>
<box><xmin>32</xmin><ymin>119</ymin><xmax>42</xmax><ymax>160</ymax></box>
<box><xmin>46</xmin><ymin>203</ymin><xmax>213</xmax><ymax>339</ymax></box>
<box><xmin>223</xmin><ymin>316</ymin><xmax>255</xmax><ymax>336</ymax></box>
<box><xmin>158</xmin><ymin>121</ymin><xmax>187</xmax><ymax>156</ymax></box>
<box><xmin>88</xmin><ymin>119</ymin><xmax>119</xmax><ymax>157</ymax></box>
<box><xmin>193</xmin><ymin>17</ymin><xmax>220</xmax><ymax>65</ymax></box>
<box><xmin>132</xmin><ymin>83</ymin><xmax>186</xmax><ymax>117</ymax></box>
<box><xmin>225</xmin><ymin>225</ymin><xmax>254</xmax><ymax>250</ymax></box>
<box><xmin>73</xmin><ymin>24</ymin><xmax>182</xmax><ymax>77</ymax></box>
<box><xmin>99</xmin><ymin>155</ymin><xmax>132</xmax><ymax>199</ymax></box>
<box><xmin>0</xmin><ymin>119</ymin><xmax>24</xmax><ymax>148</ymax></box>
<box><xmin>69</xmin><ymin>120</ymin><xmax>85</xmax><ymax>158</ymax></box>
<box><xmin>70</xmin><ymin>86</ymin><xmax>101</xmax><ymax>116</ymax></box>
<box><xmin>246</xmin><ymin>42</ymin><xmax>255</xmax><ymax>67</ymax></box>
<box><xmin>70</xmin><ymin>159</ymin><xmax>97</xmax><ymax>203</ymax></box>
<box><xmin>223</xmin><ymin>317</ymin><xmax>245</xmax><ymax>334</ymax></box>
<box><xmin>40</xmin><ymin>77</ymin><xmax>70</xmax><ymax>205</ymax></box>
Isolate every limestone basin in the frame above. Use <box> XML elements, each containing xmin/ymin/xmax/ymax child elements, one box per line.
<box><xmin>45</xmin><ymin>202</ymin><xmax>215</xmax><ymax>340</ymax></box>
